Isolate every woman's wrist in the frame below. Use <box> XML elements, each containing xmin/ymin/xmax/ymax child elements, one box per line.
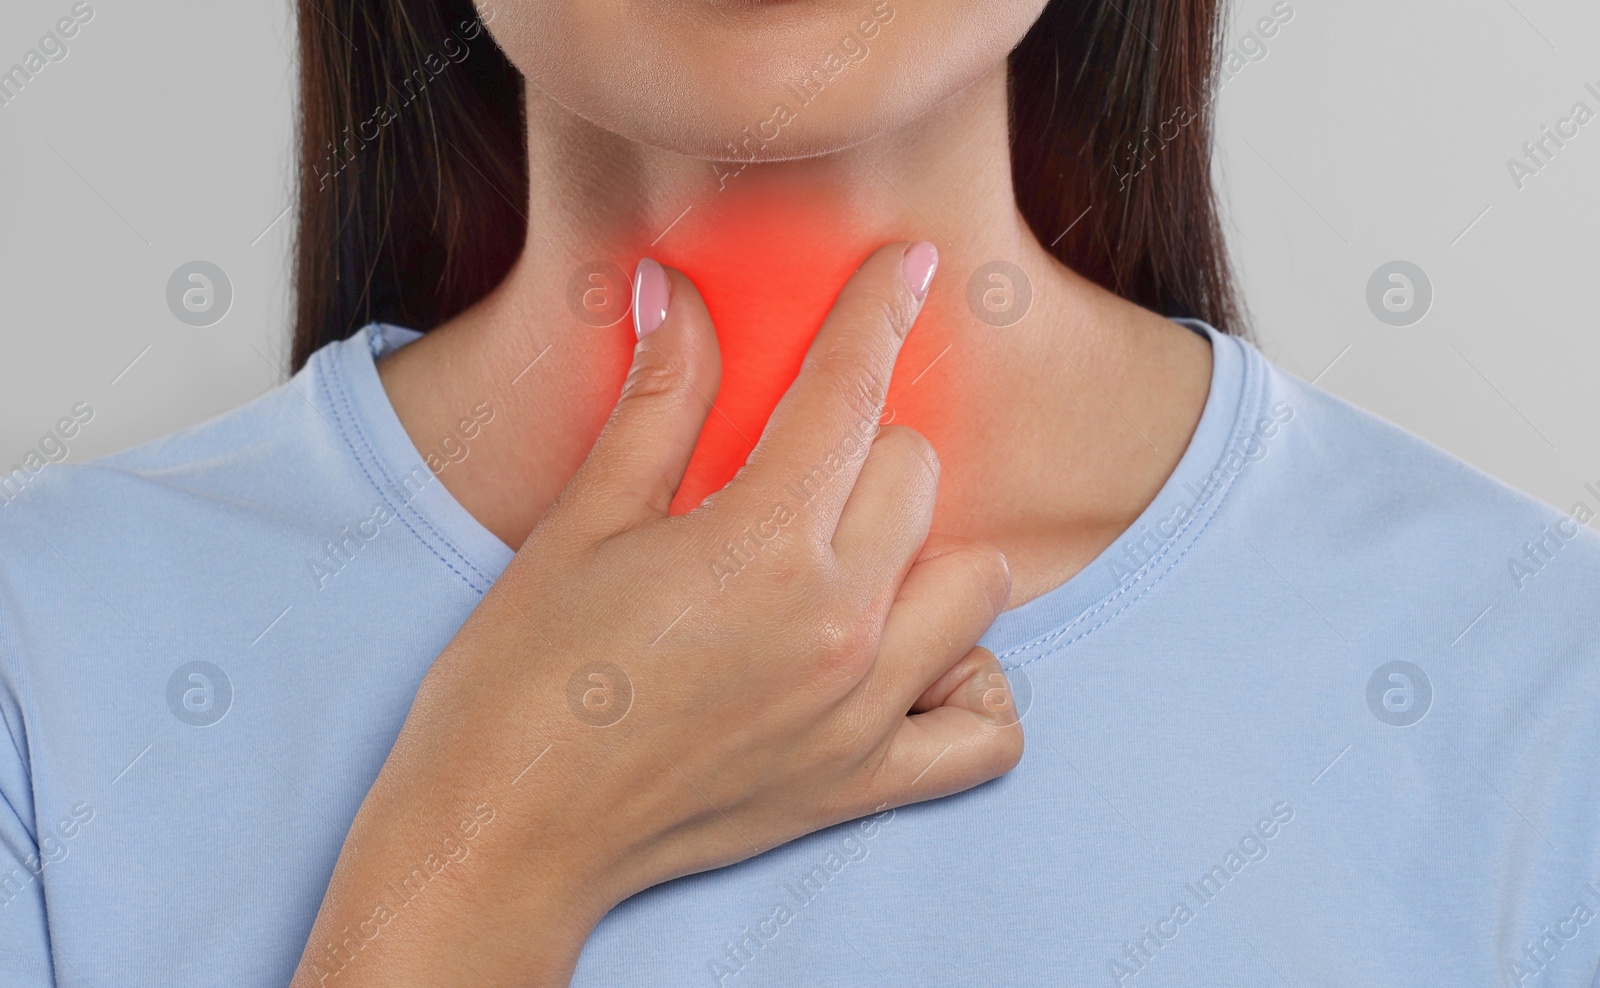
<box><xmin>291</xmin><ymin>779</ymin><xmax>620</xmax><ymax>987</ymax></box>
<box><xmin>294</xmin><ymin>647</ymin><xmax>659</xmax><ymax>986</ymax></box>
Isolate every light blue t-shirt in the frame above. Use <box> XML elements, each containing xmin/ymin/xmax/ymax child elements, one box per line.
<box><xmin>2</xmin><ymin>320</ymin><xmax>1599</xmax><ymax>987</ymax></box>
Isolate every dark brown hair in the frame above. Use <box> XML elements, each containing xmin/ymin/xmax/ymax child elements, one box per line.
<box><xmin>292</xmin><ymin>0</ymin><xmax>1242</xmax><ymax>371</ymax></box>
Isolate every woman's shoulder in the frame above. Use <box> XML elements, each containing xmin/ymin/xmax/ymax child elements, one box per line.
<box><xmin>2</xmin><ymin>374</ymin><xmax>337</xmax><ymax>539</ymax></box>
<box><xmin>1236</xmin><ymin>342</ymin><xmax>1600</xmax><ymax>623</ymax></box>
<box><xmin>1258</xmin><ymin>352</ymin><xmax>1582</xmax><ymax>526</ymax></box>
<box><xmin>0</xmin><ymin>335</ymin><xmax>419</xmax><ymax>629</ymax></box>
<box><xmin>0</xmin><ymin>326</ymin><xmax>502</xmax><ymax>676</ymax></box>
<box><xmin>0</xmin><ymin>330</ymin><xmax>407</xmax><ymax>548</ymax></box>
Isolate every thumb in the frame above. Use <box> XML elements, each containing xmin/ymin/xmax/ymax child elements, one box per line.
<box><xmin>552</xmin><ymin>258</ymin><xmax>722</xmax><ymax>540</ymax></box>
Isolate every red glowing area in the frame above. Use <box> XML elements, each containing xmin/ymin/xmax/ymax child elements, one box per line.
<box><xmin>656</xmin><ymin>189</ymin><xmax>887</xmax><ymax>513</ymax></box>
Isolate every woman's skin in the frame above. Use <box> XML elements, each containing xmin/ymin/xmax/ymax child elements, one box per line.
<box><xmin>296</xmin><ymin>2</ymin><xmax>1214</xmax><ymax>984</ymax></box>
<box><xmin>294</xmin><ymin>244</ymin><xmax>1023</xmax><ymax>986</ymax></box>
<box><xmin>379</xmin><ymin>4</ymin><xmax>1214</xmax><ymax>606</ymax></box>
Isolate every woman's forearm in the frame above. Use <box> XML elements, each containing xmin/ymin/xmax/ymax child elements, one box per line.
<box><xmin>290</xmin><ymin>780</ymin><xmax>608</xmax><ymax>988</ymax></box>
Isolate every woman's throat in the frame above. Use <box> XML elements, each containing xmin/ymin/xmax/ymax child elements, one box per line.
<box><xmin>643</xmin><ymin>191</ymin><xmax>949</xmax><ymax>513</ymax></box>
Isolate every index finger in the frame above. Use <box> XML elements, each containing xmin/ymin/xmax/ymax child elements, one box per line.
<box><xmin>729</xmin><ymin>240</ymin><xmax>937</xmax><ymax>537</ymax></box>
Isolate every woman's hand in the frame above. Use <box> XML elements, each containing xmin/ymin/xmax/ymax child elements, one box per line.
<box><xmin>290</xmin><ymin>242</ymin><xmax>1023</xmax><ymax>987</ymax></box>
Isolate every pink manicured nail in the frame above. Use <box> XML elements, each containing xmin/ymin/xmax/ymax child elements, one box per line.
<box><xmin>900</xmin><ymin>241</ymin><xmax>938</xmax><ymax>302</ymax></box>
<box><xmin>633</xmin><ymin>258</ymin><xmax>670</xmax><ymax>339</ymax></box>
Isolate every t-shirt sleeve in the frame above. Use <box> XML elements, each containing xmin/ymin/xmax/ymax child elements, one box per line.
<box><xmin>0</xmin><ymin>638</ymin><xmax>53</xmax><ymax>986</ymax></box>
<box><xmin>0</xmin><ymin>792</ymin><xmax>53</xmax><ymax>986</ymax></box>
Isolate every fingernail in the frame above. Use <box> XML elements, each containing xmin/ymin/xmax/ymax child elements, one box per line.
<box><xmin>900</xmin><ymin>241</ymin><xmax>938</xmax><ymax>303</ymax></box>
<box><xmin>633</xmin><ymin>258</ymin><xmax>670</xmax><ymax>339</ymax></box>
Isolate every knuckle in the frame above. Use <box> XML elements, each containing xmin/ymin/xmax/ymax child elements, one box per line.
<box><xmin>833</xmin><ymin>365</ymin><xmax>890</xmax><ymax>430</ymax></box>
<box><xmin>851</xmin><ymin>281</ymin><xmax>917</xmax><ymax>339</ymax></box>
<box><xmin>620</xmin><ymin>347</ymin><xmax>689</xmax><ymax>404</ymax></box>
<box><xmin>809</xmin><ymin>600</ymin><xmax>878</xmax><ymax>687</ymax></box>
<box><xmin>987</xmin><ymin>722</ymin><xmax>1026</xmax><ymax>775</ymax></box>
<box><xmin>874</xmin><ymin>425</ymin><xmax>939</xmax><ymax>482</ymax></box>
<box><xmin>950</xmin><ymin>539</ymin><xmax>1012</xmax><ymax>615</ymax></box>
<box><xmin>807</xmin><ymin>342</ymin><xmax>888</xmax><ymax>404</ymax></box>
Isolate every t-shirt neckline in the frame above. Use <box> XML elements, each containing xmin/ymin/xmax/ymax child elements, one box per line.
<box><xmin>976</xmin><ymin>318</ymin><xmax>1262</xmax><ymax>668</ymax></box>
<box><xmin>318</xmin><ymin>318</ymin><xmax>1261</xmax><ymax>666</ymax></box>
<box><xmin>312</xmin><ymin>323</ymin><xmax>516</xmax><ymax>595</ymax></box>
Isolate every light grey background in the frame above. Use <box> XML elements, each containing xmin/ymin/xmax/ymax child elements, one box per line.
<box><xmin>3</xmin><ymin>0</ymin><xmax>1598</xmax><ymax>517</ymax></box>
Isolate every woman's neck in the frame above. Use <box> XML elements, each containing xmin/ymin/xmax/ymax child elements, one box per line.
<box><xmin>378</xmin><ymin>63</ymin><xmax>1213</xmax><ymax>606</ymax></box>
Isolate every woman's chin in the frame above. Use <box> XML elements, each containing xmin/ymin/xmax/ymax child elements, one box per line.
<box><xmin>530</xmin><ymin>57</ymin><xmax>987</xmax><ymax>168</ymax></box>
<box><xmin>497</xmin><ymin>0</ymin><xmax>1040</xmax><ymax>166</ymax></box>
<box><xmin>527</xmin><ymin>84</ymin><xmax>898</xmax><ymax>166</ymax></box>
